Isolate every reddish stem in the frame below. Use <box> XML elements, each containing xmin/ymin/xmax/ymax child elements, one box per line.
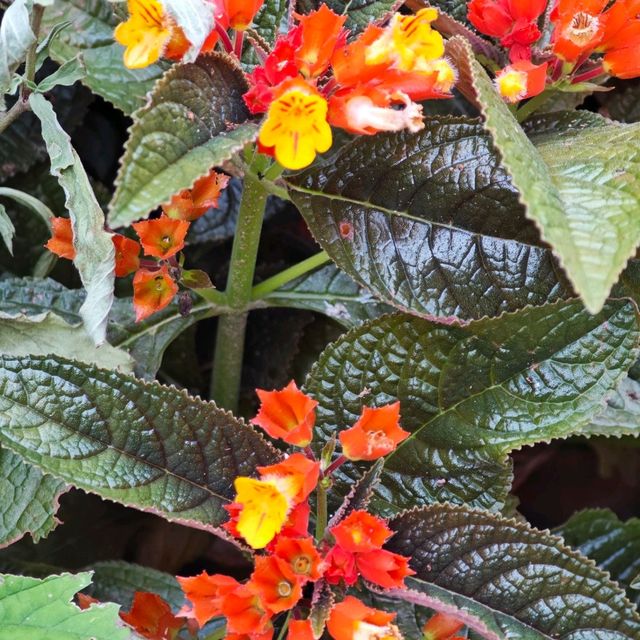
<box><xmin>215</xmin><ymin>22</ymin><xmax>234</xmax><ymax>54</ymax></box>
<box><xmin>551</xmin><ymin>57</ymin><xmax>564</xmax><ymax>82</ymax></box>
<box><xmin>572</xmin><ymin>63</ymin><xmax>605</xmax><ymax>84</ymax></box>
<box><xmin>304</xmin><ymin>446</ymin><xmax>317</xmax><ymax>461</ymax></box>
<box><xmin>234</xmin><ymin>30</ymin><xmax>244</xmax><ymax>58</ymax></box>
<box><xmin>325</xmin><ymin>455</ymin><xmax>347</xmax><ymax>477</ymax></box>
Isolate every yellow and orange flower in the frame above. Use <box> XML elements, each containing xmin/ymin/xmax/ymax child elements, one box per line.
<box><xmin>258</xmin><ymin>78</ymin><xmax>332</xmax><ymax>170</ymax></box>
<box><xmin>495</xmin><ymin>60</ymin><xmax>548</xmax><ymax>103</ymax></box>
<box><xmin>114</xmin><ymin>0</ymin><xmax>190</xmax><ymax>69</ymax></box>
<box><xmin>132</xmin><ymin>266</ymin><xmax>179</xmax><ymax>322</ymax></box>
<box><xmin>423</xmin><ymin>613</ymin><xmax>465</xmax><ymax>640</ymax></box>
<box><xmin>112</xmin><ymin>234</ymin><xmax>141</xmax><ymax>277</ymax></box>
<box><xmin>330</xmin><ymin>510</ymin><xmax>393</xmax><ymax>554</ymax></box>
<box><xmin>223</xmin><ymin>0</ymin><xmax>265</xmax><ymax>31</ymax></box>
<box><xmin>551</xmin><ymin>0</ymin><xmax>608</xmax><ymax>62</ymax></box>
<box><xmin>163</xmin><ymin>170</ymin><xmax>230</xmax><ymax>222</ymax></box>
<box><xmin>45</xmin><ymin>217</ymin><xmax>75</xmax><ymax>260</ymax></box>
<box><xmin>327</xmin><ymin>596</ymin><xmax>403</xmax><ymax>640</ymax></box>
<box><xmin>177</xmin><ymin>572</ymin><xmax>239</xmax><ymax>627</ymax></box>
<box><xmin>133</xmin><ymin>215</ymin><xmax>190</xmax><ymax>260</ymax></box>
<box><xmin>251</xmin><ymin>380</ymin><xmax>318</xmax><ymax>446</ymax></box>
<box><xmin>339</xmin><ymin>402</ymin><xmax>409</xmax><ymax>461</ymax></box>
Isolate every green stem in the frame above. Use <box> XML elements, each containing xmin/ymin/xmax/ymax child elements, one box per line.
<box><xmin>315</xmin><ymin>479</ymin><xmax>328</xmax><ymax>541</ymax></box>
<box><xmin>515</xmin><ymin>89</ymin><xmax>553</xmax><ymax>123</ymax></box>
<box><xmin>275</xmin><ymin>611</ymin><xmax>292</xmax><ymax>640</ymax></box>
<box><xmin>210</xmin><ymin>168</ymin><xmax>269</xmax><ymax>412</ymax></box>
<box><xmin>252</xmin><ymin>251</ymin><xmax>330</xmax><ymax>300</ymax></box>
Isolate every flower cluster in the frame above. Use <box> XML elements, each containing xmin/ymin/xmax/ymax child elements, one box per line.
<box><xmin>174</xmin><ymin>382</ymin><xmax>446</xmax><ymax>640</ymax></box>
<box><xmin>468</xmin><ymin>0</ymin><xmax>640</xmax><ymax>104</ymax></box>
<box><xmin>45</xmin><ymin>170</ymin><xmax>227</xmax><ymax>322</ymax></box>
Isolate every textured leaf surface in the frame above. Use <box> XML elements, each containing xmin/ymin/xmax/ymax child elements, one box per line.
<box><xmin>384</xmin><ymin>504</ymin><xmax>640</xmax><ymax>639</ymax></box>
<box><xmin>296</xmin><ymin>0</ymin><xmax>399</xmax><ymax>29</ymax></box>
<box><xmin>305</xmin><ymin>300</ymin><xmax>640</xmax><ymax>513</ymax></box>
<box><xmin>0</xmin><ymin>0</ymin><xmax>34</xmax><ymax>103</ymax></box>
<box><xmin>0</xmin><ymin>572</ymin><xmax>132</xmax><ymax>640</ymax></box>
<box><xmin>0</xmin><ymin>355</ymin><xmax>281</xmax><ymax>532</ymax></box>
<box><xmin>88</xmin><ymin>561</ymin><xmax>184</xmax><ymax>610</ymax></box>
<box><xmin>583</xmin><ymin>376</ymin><xmax>640</xmax><ymax>438</ymax></box>
<box><xmin>287</xmin><ymin>119</ymin><xmax>570</xmax><ymax>322</ymax></box>
<box><xmin>42</xmin><ymin>0</ymin><xmax>168</xmax><ymax>114</ymax></box>
<box><xmin>264</xmin><ymin>264</ymin><xmax>391</xmax><ymax>327</ymax></box>
<box><xmin>449</xmin><ymin>37</ymin><xmax>640</xmax><ymax>313</ymax></box>
<box><xmin>556</xmin><ymin>509</ymin><xmax>640</xmax><ymax>607</ymax></box>
<box><xmin>252</xmin><ymin>0</ymin><xmax>289</xmax><ymax>44</ymax></box>
<box><xmin>109</xmin><ymin>53</ymin><xmax>255</xmax><ymax>228</ymax></box>
<box><xmin>30</xmin><ymin>93</ymin><xmax>115</xmax><ymax>345</ymax></box>
<box><xmin>0</xmin><ymin>448</ymin><xmax>65</xmax><ymax>548</ymax></box>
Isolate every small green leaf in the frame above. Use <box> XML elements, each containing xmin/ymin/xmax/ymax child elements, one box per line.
<box><xmin>0</xmin><ymin>204</ymin><xmax>15</xmax><ymax>255</ymax></box>
<box><xmin>109</xmin><ymin>53</ymin><xmax>256</xmax><ymax>228</ymax></box>
<box><xmin>36</xmin><ymin>55</ymin><xmax>86</xmax><ymax>92</ymax></box>
<box><xmin>556</xmin><ymin>509</ymin><xmax>640</xmax><ymax>607</ymax></box>
<box><xmin>0</xmin><ymin>354</ymin><xmax>281</xmax><ymax>532</ymax></box>
<box><xmin>0</xmin><ymin>572</ymin><xmax>132</xmax><ymax>640</ymax></box>
<box><xmin>382</xmin><ymin>504</ymin><xmax>640</xmax><ymax>639</ymax></box>
<box><xmin>0</xmin><ymin>0</ymin><xmax>35</xmax><ymax>104</ymax></box>
<box><xmin>305</xmin><ymin>299</ymin><xmax>640</xmax><ymax>512</ymax></box>
<box><xmin>0</xmin><ymin>186</ymin><xmax>55</xmax><ymax>227</ymax></box>
<box><xmin>29</xmin><ymin>93</ymin><xmax>115</xmax><ymax>345</ymax></box>
<box><xmin>449</xmin><ymin>37</ymin><xmax>640</xmax><ymax>313</ymax></box>
<box><xmin>0</xmin><ymin>447</ymin><xmax>66</xmax><ymax>548</ymax></box>
<box><xmin>41</xmin><ymin>0</ymin><xmax>168</xmax><ymax>114</ymax></box>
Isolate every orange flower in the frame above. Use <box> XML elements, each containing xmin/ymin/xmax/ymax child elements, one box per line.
<box><xmin>494</xmin><ymin>60</ymin><xmax>548</xmax><ymax>103</ymax></box>
<box><xmin>250</xmin><ymin>556</ymin><xmax>303</xmax><ymax>614</ymax></box>
<box><xmin>163</xmin><ymin>170</ymin><xmax>230</xmax><ymax>222</ymax></box>
<box><xmin>323</xmin><ymin>544</ymin><xmax>358</xmax><ymax>586</ymax></box>
<box><xmin>423</xmin><ymin>613</ymin><xmax>465</xmax><ymax>640</ymax></box>
<box><xmin>598</xmin><ymin>0</ymin><xmax>640</xmax><ymax>79</ymax></box>
<box><xmin>114</xmin><ymin>0</ymin><xmax>190</xmax><ymax>69</ymax></box>
<box><xmin>330</xmin><ymin>510</ymin><xmax>392</xmax><ymax>553</ymax></box>
<box><xmin>251</xmin><ymin>380</ymin><xmax>318</xmax><ymax>446</ymax></box>
<box><xmin>133</xmin><ymin>215</ymin><xmax>190</xmax><ymax>260</ymax></box>
<box><xmin>223</xmin><ymin>0</ymin><xmax>264</xmax><ymax>30</ymax></box>
<box><xmin>273</xmin><ymin>536</ymin><xmax>323</xmax><ymax>582</ymax></box>
<box><xmin>295</xmin><ymin>4</ymin><xmax>347</xmax><ymax>78</ymax></box>
<box><xmin>258</xmin><ymin>78</ymin><xmax>332</xmax><ymax>170</ymax></box>
<box><xmin>275</xmin><ymin>501</ymin><xmax>311</xmax><ymax>542</ymax></box>
<box><xmin>339</xmin><ymin>402</ymin><xmax>409</xmax><ymax>461</ymax></box>
<box><xmin>551</xmin><ymin>0</ymin><xmax>609</xmax><ymax>62</ymax></box>
<box><xmin>177</xmin><ymin>572</ymin><xmax>239</xmax><ymax>627</ymax></box>
<box><xmin>356</xmin><ymin>549</ymin><xmax>415</xmax><ymax>589</ymax></box>
<box><xmin>133</xmin><ymin>266</ymin><xmax>179</xmax><ymax>322</ymax></box>
<box><xmin>45</xmin><ymin>217</ymin><xmax>75</xmax><ymax>260</ymax></box>
<box><xmin>287</xmin><ymin>620</ymin><xmax>314</xmax><ymax>640</ymax></box>
<box><xmin>327</xmin><ymin>596</ymin><xmax>402</xmax><ymax>640</ymax></box>
<box><xmin>113</xmin><ymin>234</ymin><xmax>141</xmax><ymax>277</ymax></box>
<box><xmin>258</xmin><ymin>453</ymin><xmax>320</xmax><ymax>506</ymax></box>
<box><xmin>120</xmin><ymin>592</ymin><xmax>185</xmax><ymax>640</ymax></box>
<box><xmin>331</xmin><ymin>24</ymin><xmax>388</xmax><ymax>88</ymax></box>
<box><xmin>226</xmin><ymin>633</ymin><xmax>274</xmax><ymax>640</ymax></box>
<box><xmin>222</xmin><ymin>584</ymin><xmax>273</xmax><ymax>636</ymax></box>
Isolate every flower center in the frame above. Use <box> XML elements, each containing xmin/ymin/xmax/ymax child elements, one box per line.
<box><xmin>367</xmin><ymin>430</ymin><xmax>394</xmax><ymax>454</ymax></box>
<box><xmin>567</xmin><ymin>12</ymin><xmax>600</xmax><ymax>45</ymax></box>
<box><xmin>293</xmin><ymin>555</ymin><xmax>311</xmax><ymax>575</ymax></box>
<box><xmin>277</xmin><ymin>580</ymin><xmax>293</xmax><ymax>597</ymax></box>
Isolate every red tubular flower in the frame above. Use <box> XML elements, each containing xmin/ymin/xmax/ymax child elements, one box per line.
<box><xmin>177</xmin><ymin>572</ymin><xmax>239</xmax><ymax>627</ymax></box>
<box><xmin>295</xmin><ymin>4</ymin><xmax>347</xmax><ymax>78</ymax></box>
<box><xmin>133</xmin><ymin>215</ymin><xmax>190</xmax><ymax>259</ymax></box>
<box><xmin>331</xmin><ymin>24</ymin><xmax>387</xmax><ymax>88</ymax></box>
<box><xmin>468</xmin><ymin>0</ymin><xmax>547</xmax><ymax>60</ymax></box>
<box><xmin>45</xmin><ymin>217</ymin><xmax>75</xmax><ymax>260</ymax></box>
<box><xmin>273</xmin><ymin>536</ymin><xmax>324</xmax><ymax>582</ymax></box>
<box><xmin>120</xmin><ymin>592</ymin><xmax>185</xmax><ymax>640</ymax></box>
<box><xmin>598</xmin><ymin>0</ymin><xmax>640</xmax><ymax>79</ymax></box>
<box><xmin>423</xmin><ymin>613</ymin><xmax>465</xmax><ymax>640</ymax></box>
<box><xmin>339</xmin><ymin>402</ymin><xmax>409</xmax><ymax>461</ymax></box>
<box><xmin>113</xmin><ymin>234</ymin><xmax>141</xmax><ymax>277</ymax></box>
<box><xmin>251</xmin><ymin>380</ymin><xmax>318</xmax><ymax>446</ymax></box>
<box><xmin>223</xmin><ymin>0</ymin><xmax>264</xmax><ymax>30</ymax></box>
<box><xmin>330</xmin><ymin>510</ymin><xmax>392</xmax><ymax>553</ymax></box>
<box><xmin>287</xmin><ymin>619</ymin><xmax>314</xmax><ymax>640</ymax></box>
<box><xmin>226</xmin><ymin>633</ymin><xmax>273</xmax><ymax>640</ymax></box>
<box><xmin>551</xmin><ymin>0</ymin><xmax>609</xmax><ymax>62</ymax></box>
<box><xmin>133</xmin><ymin>266</ymin><xmax>179</xmax><ymax>322</ymax></box>
<box><xmin>355</xmin><ymin>549</ymin><xmax>415</xmax><ymax>589</ymax></box>
<box><xmin>163</xmin><ymin>170</ymin><xmax>230</xmax><ymax>221</ymax></box>
<box><xmin>323</xmin><ymin>545</ymin><xmax>358</xmax><ymax>586</ymax></box>
<box><xmin>222</xmin><ymin>584</ymin><xmax>273</xmax><ymax>636</ymax></box>
<box><xmin>250</xmin><ymin>556</ymin><xmax>303</xmax><ymax>614</ymax></box>
<box><xmin>495</xmin><ymin>60</ymin><xmax>549</xmax><ymax>103</ymax></box>
<box><xmin>327</xmin><ymin>596</ymin><xmax>402</xmax><ymax>640</ymax></box>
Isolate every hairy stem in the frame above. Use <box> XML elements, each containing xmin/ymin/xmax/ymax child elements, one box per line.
<box><xmin>210</xmin><ymin>167</ymin><xmax>268</xmax><ymax>412</ymax></box>
<box><xmin>315</xmin><ymin>479</ymin><xmax>329</xmax><ymax>541</ymax></box>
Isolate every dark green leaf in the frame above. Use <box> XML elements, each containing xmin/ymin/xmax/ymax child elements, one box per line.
<box><xmin>556</xmin><ymin>509</ymin><xmax>640</xmax><ymax>607</ymax></box>
<box><xmin>384</xmin><ymin>504</ymin><xmax>640</xmax><ymax>638</ymax></box>
<box><xmin>41</xmin><ymin>0</ymin><xmax>168</xmax><ymax>114</ymax></box>
<box><xmin>0</xmin><ymin>448</ymin><xmax>66</xmax><ymax>548</ymax></box>
<box><xmin>109</xmin><ymin>53</ymin><xmax>256</xmax><ymax>228</ymax></box>
<box><xmin>287</xmin><ymin>119</ymin><xmax>570</xmax><ymax>322</ymax></box>
<box><xmin>253</xmin><ymin>0</ymin><xmax>289</xmax><ymax>45</ymax></box>
<box><xmin>305</xmin><ymin>300</ymin><xmax>640</xmax><ymax>513</ymax></box>
<box><xmin>0</xmin><ymin>354</ymin><xmax>281</xmax><ymax>533</ymax></box>
<box><xmin>582</xmin><ymin>376</ymin><xmax>640</xmax><ymax>438</ymax></box>
<box><xmin>36</xmin><ymin>55</ymin><xmax>86</xmax><ymax>92</ymax></box>
<box><xmin>295</xmin><ymin>0</ymin><xmax>398</xmax><ymax>30</ymax></box>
